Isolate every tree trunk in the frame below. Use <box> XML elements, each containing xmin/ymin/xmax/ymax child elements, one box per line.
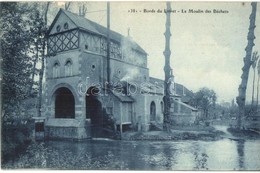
<box><xmin>28</xmin><ymin>42</ymin><xmax>39</xmax><ymax>96</ymax></box>
<box><xmin>37</xmin><ymin>2</ymin><xmax>50</xmax><ymax>117</ymax></box>
<box><xmin>256</xmin><ymin>75</ymin><xmax>259</xmax><ymax>107</ymax></box>
<box><xmin>163</xmin><ymin>2</ymin><xmax>172</xmax><ymax>133</ymax></box>
<box><xmin>251</xmin><ymin>68</ymin><xmax>256</xmax><ymax>105</ymax></box>
<box><xmin>236</xmin><ymin>2</ymin><xmax>257</xmax><ymax>129</ymax></box>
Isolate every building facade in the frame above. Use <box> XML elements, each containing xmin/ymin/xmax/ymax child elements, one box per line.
<box><xmin>43</xmin><ymin>9</ymin><xmax>197</xmax><ymax>140</ymax></box>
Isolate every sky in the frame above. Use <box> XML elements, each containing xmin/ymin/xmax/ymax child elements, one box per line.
<box><xmin>52</xmin><ymin>1</ymin><xmax>260</xmax><ymax>103</ymax></box>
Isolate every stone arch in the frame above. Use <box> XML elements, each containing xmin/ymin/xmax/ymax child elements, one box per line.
<box><xmin>150</xmin><ymin>101</ymin><xmax>156</xmax><ymax>121</ymax></box>
<box><xmin>53</xmin><ymin>87</ymin><xmax>75</xmax><ymax>118</ymax></box>
<box><xmin>85</xmin><ymin>86</ymin><xmax>102</xmax><ymax>122</ymax></box>
<box><xmin>53</xmin><ymin>60</ymin><xmax>61</xmax><ymax>66</ymax></box>
<box><xmin>64</xmin><ymin>58</ymin><xmax>73</xmax><ymax>65</ymax></box>
<box><xmin>85</xmin><ymin>86</ymin><xmax>107</xmax><ymax>137</ymax></box>
<box><xmin>49</xmin><ymin>83</ymin><xmax>79</xmax><ymax>105</ymax></box>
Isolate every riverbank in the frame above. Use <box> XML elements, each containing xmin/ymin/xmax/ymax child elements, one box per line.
<box><xmin>227</xmin><ymin>128</ymin><xmax>260</xmax><ymax>140</ymax></box>
<box><xmin>122</xmin><ymin>127</ymin><xmax>225</xmax><ymax>141</ymax></box>
<box><xmin>121</xmin><ymin>125</ymin><xmax>260</xmax><ymax>141</ymax></box>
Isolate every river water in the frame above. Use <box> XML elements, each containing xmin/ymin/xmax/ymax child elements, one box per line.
<box><xmin>4</xmin><ymin>124</ymin><xmax>260</xmax><ymax>170</ymax></box>
<box><xmin>42</xmin><ymin>137</ymin><xmax>260</xmax><ymax>170</ymax></box>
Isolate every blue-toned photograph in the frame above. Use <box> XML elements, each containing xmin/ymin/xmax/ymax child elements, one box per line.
<box><xmin>1</xmin><ymin>1</ymin><xmax>260</xmax><ymax>170</ymax></box>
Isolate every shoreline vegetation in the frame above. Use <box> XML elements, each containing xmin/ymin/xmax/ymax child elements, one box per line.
<box><xmin>121</xmin><ymin>125</ymin><xmax>260</xmax><ymax>141</ymax></box>
<box><xmin>2</xmin><ymin>122</ymin><xmax>260</xmax><ymax>168</ymax></box>
<box><xmin>122</xmin><ymin>125</ymin><xmax>224</xmax><ymax>141</ymax></box>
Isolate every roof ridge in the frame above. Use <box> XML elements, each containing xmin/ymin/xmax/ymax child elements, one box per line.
<box><xmin>52</xmin><ymin>8</ymin><xmax>147</xmax><ymax>55</ymax></box>
<box><xmin>62</xmin><ymin>8</ymin><xmax>125</xmax><ymax>40</ymax></box>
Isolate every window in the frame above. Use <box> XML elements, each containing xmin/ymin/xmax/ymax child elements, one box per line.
<box><xmin>64</xmin><ymin>22</ymin><xmax>69</xmax><ymax>30</ymax></box>
<box><xmin>53</xmin><ymin>62</ymin><xmax>60</xmax><ymax>78</ymax></box>
<box><xmin>91</xmin><ymin>64</ymin><xmax>96</xmax><ymax>71</ymax></box>
<box><xmin>161</xmin><ymin>101</ymin><xmax>164</xmax><ymax>114</ymax></box>
<box><xmin>65</xmin><ymin>60</ymin><xmax>72</xmax><ymax>76</ymax></box>
<box><xmin>150</xmin><ymin>101</ymin><xmax>156</xmax><ymax>121</ymax></box>
<box><xmin>56</xmin><ymin>25</ymin><xmax>61</xmax><ymax>32</ymax></box>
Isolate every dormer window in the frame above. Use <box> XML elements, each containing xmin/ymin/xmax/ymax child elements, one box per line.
<box><xmin>65</xmin><ymin>60</ymin><xmax>72</xmax><ymax>76</ymax></box>
<box><xmin>53</xmin><ymin>62</ymin><xmax>60</xmax><ymax>78</ymax></box>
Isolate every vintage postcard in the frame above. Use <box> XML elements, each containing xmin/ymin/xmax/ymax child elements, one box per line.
<box><xmin>1</xmin><ymin>1</ymin><xmax>260</xmax><ymax>170</ymax></box>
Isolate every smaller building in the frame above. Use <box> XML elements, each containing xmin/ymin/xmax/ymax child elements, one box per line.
<box><xmin>149</xmin><ymin>77</ymin><xmax>198</xmax><ymax>126</ymax></box>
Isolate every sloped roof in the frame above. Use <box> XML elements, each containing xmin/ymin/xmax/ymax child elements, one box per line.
<box><xmin>140</xmin><ymin>82</ymin><xmax>164</xmax><ymax>95</ymax></box>
<box><xmin>173</xmin><ymin>99</ymin><xmax>198</xmax><ymax>111</ymax></box>
<box><xmin>48</xmin><ymin>9</ymin><xmax>147</xmax><ymax>55</ymax></box>
<box><xmin>149</xmin><ymin>77</ymin><xmax>194</xmax><ymax>101</ymax></box>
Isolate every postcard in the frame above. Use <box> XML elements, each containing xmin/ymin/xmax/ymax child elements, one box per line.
<box><xmin>1</xmin><ymin>1</ymin><xmax>260</xmax><ymax>170</ymax></box>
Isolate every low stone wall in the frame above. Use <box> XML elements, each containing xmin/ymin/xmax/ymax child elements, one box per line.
<box><xmin>44</xmin><ymin>118</ymin><xmax>91</xmax><ymax>140</ymax></box>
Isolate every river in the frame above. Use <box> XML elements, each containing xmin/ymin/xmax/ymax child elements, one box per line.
<box><xmin>4</xmin><ymin>126</ymin><xmax>260</xmax><ymax>170</ymax></box>
<box><xmin>37</xmin><ymin>137</ymin><xmax>259</xmax><ymax>170</ymax></box>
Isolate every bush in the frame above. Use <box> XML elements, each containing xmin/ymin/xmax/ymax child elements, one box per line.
<box><xmin>2</xmin><ymin>142</ymin><xmax>128</xmax><ymax>169</ymax></box>
<box><xmin>1</xmin><ymin>118</ymin><xmax>34</xmax><ymax>165</ymax></box>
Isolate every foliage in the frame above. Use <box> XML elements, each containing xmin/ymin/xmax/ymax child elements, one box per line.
<box><xmin>1</xmin><ymin>2</ymin><xmax>47</xmax><ymax>165</ymax></box>
<box><xmin>244</xmin><ymin>104</ymin><xmax>257</xmax><ymax>117</ymax></box>
<box><xmin>27</xmin><ymin>3</ymin><xmax>47</xmax><ymax>96</ymax></box>
<box><xmin>1</xmin><ymin>2</ymin><xmax>35</xmax><ymax>119</ymax></box>
<box><xmin>2</xmin><ymin>142</ymin><xmax>128</xmax><ymax>169</ymax></box>
<box><xmin>236</xmin><ymin>2</ymin><xmax>257</xmax><ymax>129</ymax></box>
<box><xmin>190</xmin><ymin>87</ymin><xmax>217</xmax><ymax>119</ymax></box>
<box><xmin>1</xmin><ymin>119</ymin><xmax>34</xmax><ymax>165</ymax></box>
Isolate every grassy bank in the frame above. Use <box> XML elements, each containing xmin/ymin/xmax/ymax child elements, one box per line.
<box><xmin>122</xmin><ymin>126</ymin><xmax>224</xmax><ymax>141</ymax></box>
<box><xmin>227</xmin><ymin>128</ymin><xmax>260</xmax><ymax>139</ymax></box>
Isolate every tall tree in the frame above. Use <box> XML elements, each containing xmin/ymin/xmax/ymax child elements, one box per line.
<box><xmin>236</xmin><ymin>2</ymin><xmax>257</xmax><ymax>129</ymax></box>
<box><xmin>27</xmin><ymin>3</ymin><xmax>46</xmax><ymax>96</ymax></box>
<box><xmin>1</xmin><ymin>2</ymin><xmax>34</xmax><ymax>120</ymax></box>
<box><xmin>37</xmin><ymin>2</ymin><xmax>50</xmax><ymax>117</ymax></box>
<box><xmin>237</xmin><ymin>2</ymin><xmax>257</xmax><ymax>129</ymax></box>
<box><xmin>251</xmin><ymin>51</ymin><xmax>258</xmax><ymax>105</ymax></box>
<box><xmin>163</xmin><ymin>2</ymin><xmax>172</xmax><ymax>133</ymax></box>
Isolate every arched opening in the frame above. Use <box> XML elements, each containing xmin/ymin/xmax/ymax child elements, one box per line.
<box><xmin>161</xmin><ymin>101</ymin><xmax>164</xmax><ymax>114</ymax></box>
<box><xmin>150</xmin><ymin>101</ymin><xmax>156</xmax><ymax>121</ymax></box>
<box><xmin>65</xmin><ymin>59</ymin><xmax>72</xmax><ymax>76</ymax></box>
<box><xmin>53</xmin><ymin>61</ymin><xmax>60</xmax><ymax>78</ymax></box>
<box><xmin>85</xmin><ymin>87</ymin><xmax>118</xmax><ymax>137</ymax></box>
<box><xmin>55</xmin><ymin>87</ymin><xmax>75</xmax><ymax>118</ymax></box>
<box><xmin>85</xmin><ymin>87</ymin><xmax>103</xmax><ymax>135</ymax></box>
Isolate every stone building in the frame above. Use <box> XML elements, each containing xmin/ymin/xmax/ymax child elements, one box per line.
<box><xmin>43</xmin><ymin>9</ymin><xmax>197</xmax><ymax>140</ymax></box>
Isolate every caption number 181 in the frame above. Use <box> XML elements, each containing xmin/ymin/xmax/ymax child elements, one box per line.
<box><xmin>129</xmin><ymin>9</ymin><xmax>137</xmax><ymax>13</ymax></box>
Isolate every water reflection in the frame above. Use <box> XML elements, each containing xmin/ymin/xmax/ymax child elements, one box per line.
<box><xmin>194</xmin><ymin>152</ymin><xmax>209</xmax><ymax>170</ymax></box>
<box><xmin>163</xmin><ymin>144</ymin><xmax>172</xmax><ymax>169</ymax></box>
<box><xmin>8</xmin><ymin>139</ymin><xmax>260</xmax><ymax>170</ymax></box>
<box><xmin>236</xmin><ymin>140</ymin><xmax>245</xmax><ymax>170</ymax></box>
